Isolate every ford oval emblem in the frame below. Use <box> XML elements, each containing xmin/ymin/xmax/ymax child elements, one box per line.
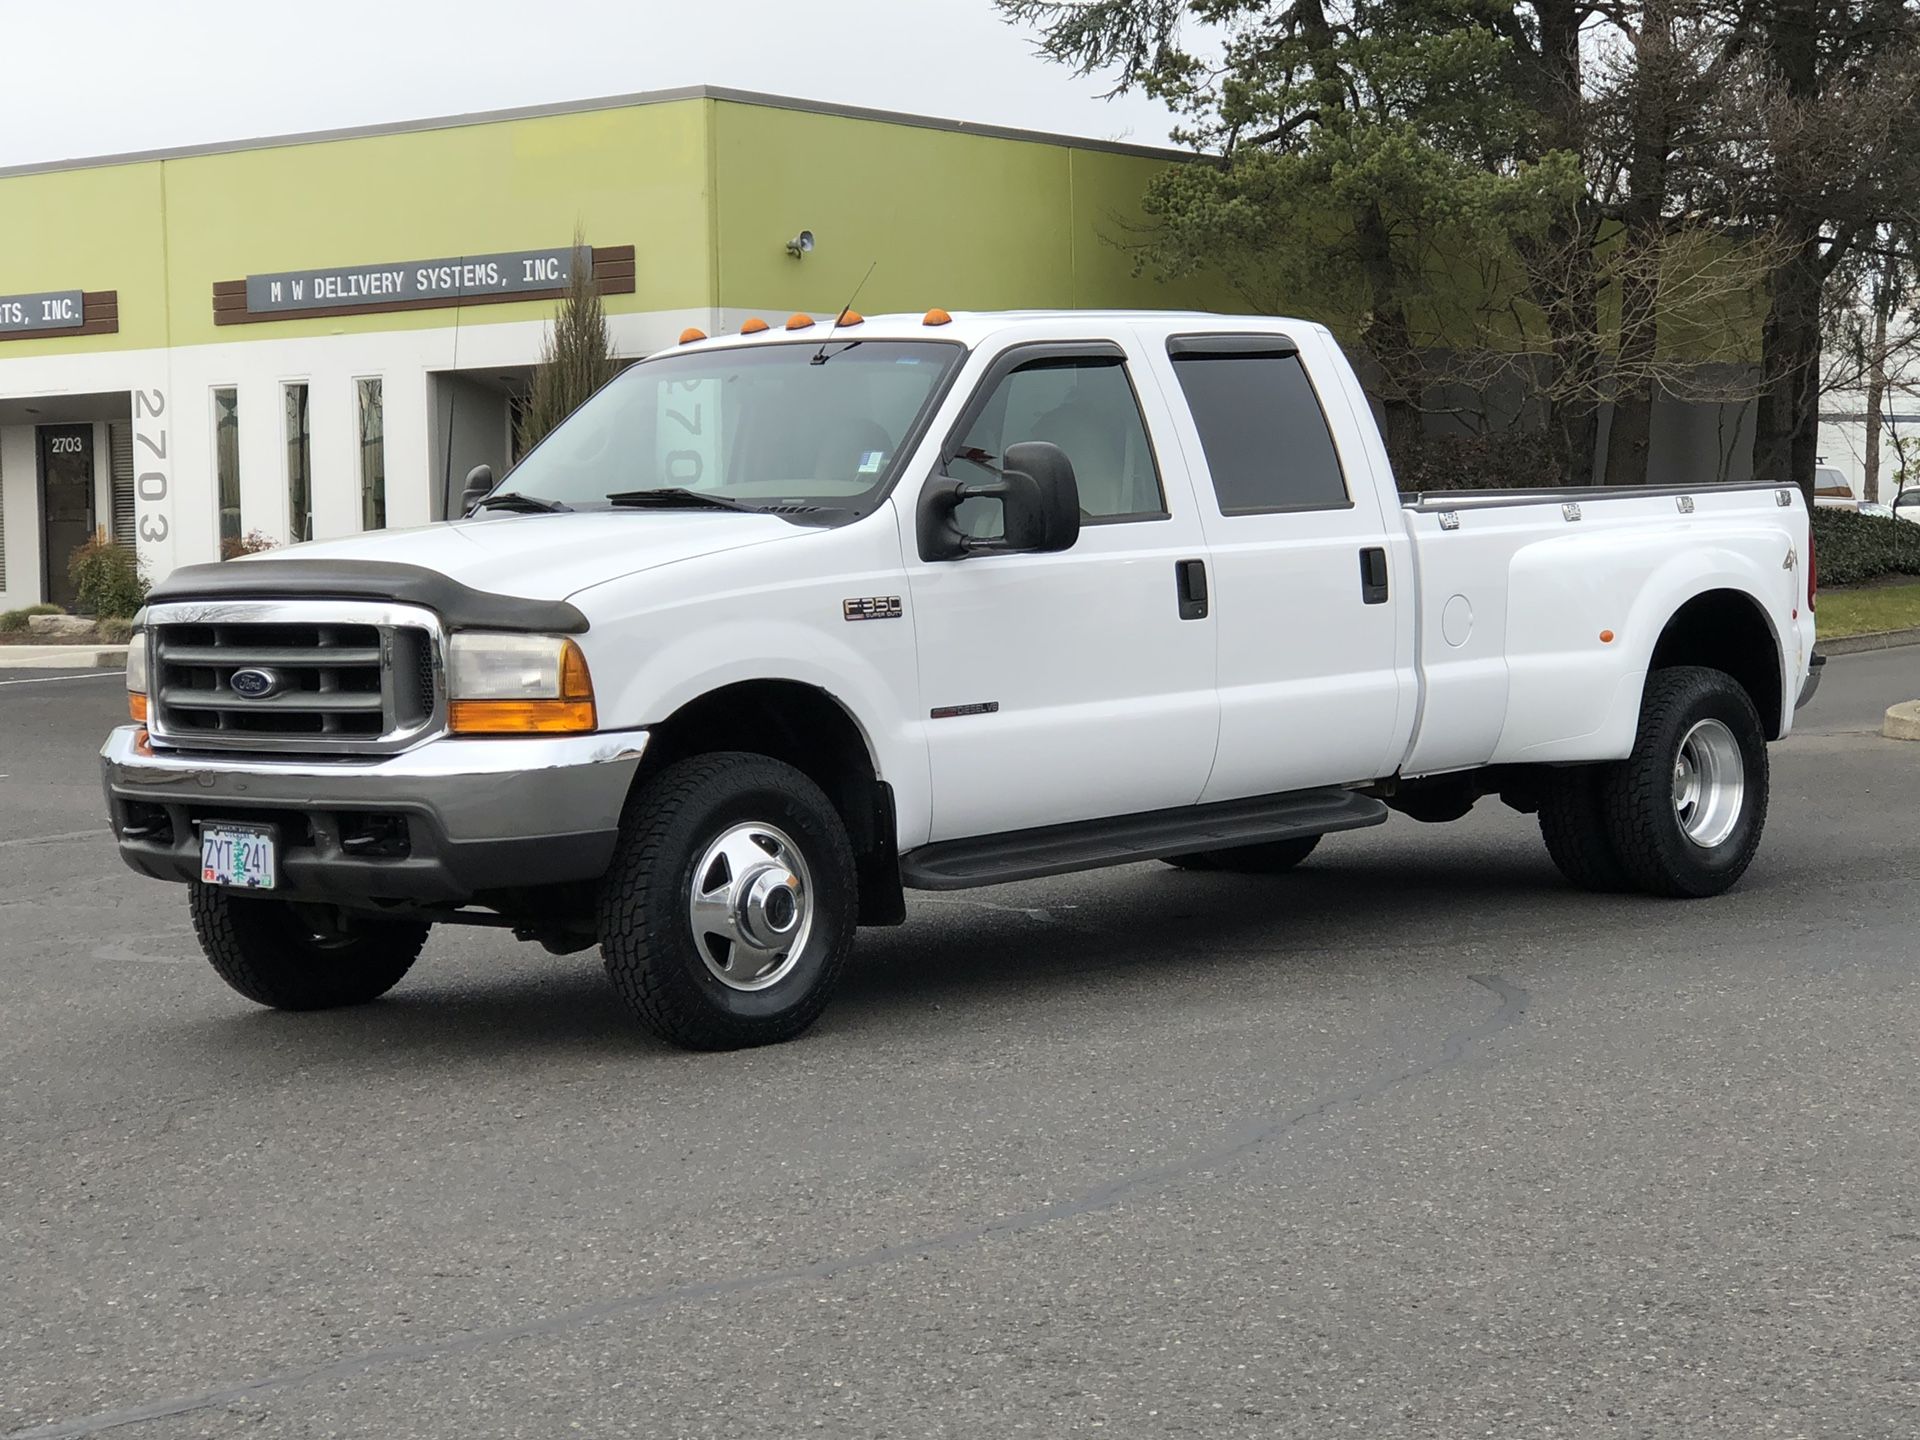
<box><xmin>229</xmin><ymin>667</ymin><xmax>281</xmax><ymax>700</ymax></box>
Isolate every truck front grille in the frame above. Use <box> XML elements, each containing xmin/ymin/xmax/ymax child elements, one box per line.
<box><xmin>148</xmin><ymin>609</ymin><xmax>442</xmax><ymax>754</ymax></box>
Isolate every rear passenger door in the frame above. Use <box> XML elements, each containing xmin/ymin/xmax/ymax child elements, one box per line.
<box><xmin>1147</xmin><ymin>331</ymin><xmax>1405</xmax><ymax>800</ymax></box>
<box><xmin>901</xmin><ymin>337</ymin><xmax>1220</xmax><ymax>842</ymax></box>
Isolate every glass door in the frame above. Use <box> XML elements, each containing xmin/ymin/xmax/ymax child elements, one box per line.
<box><xmin>37</xmin><ymin>425</ymin><xmax>95</xmax><ymax>610</ymax></box>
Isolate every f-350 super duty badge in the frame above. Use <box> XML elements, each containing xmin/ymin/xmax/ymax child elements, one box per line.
<box><xmin>843</xmin><ymin>596</ymin><xmax>903</xmax><ymax>622</ymax></box>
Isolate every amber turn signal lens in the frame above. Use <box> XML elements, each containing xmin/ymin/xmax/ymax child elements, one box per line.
<box><xmin>449</xmin><ymin>698</ymin><xmax>597</xmax><ymax>734</ymax></box>
<box><xmin>559</xmin><ymin>638</ymin><xmax>594</xmax><ymax>701</ymax></box>
<box><xmin>128</xmin><ymin>692</ymin><xmax>148</xmax><ymax>724</ymax></box>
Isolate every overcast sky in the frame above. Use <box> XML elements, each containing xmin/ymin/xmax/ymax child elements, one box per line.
<box><xmin>0</xmin><ymin>0</ymin><xmax>1199</xmax><ymax>169</ymax></box>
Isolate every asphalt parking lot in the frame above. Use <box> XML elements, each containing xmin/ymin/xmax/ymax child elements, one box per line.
<box><xmin>4</xmin><ymin>650</ymin><xmax>1919</xmax><ymax>1439</ymax></box>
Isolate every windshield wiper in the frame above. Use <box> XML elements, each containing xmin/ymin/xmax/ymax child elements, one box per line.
<box><xmin>605</xmin><ymin>488</ymin><xmax>775</xmax><ymax>513</ymax></box>
<box><xmin>474</xmin><ymin>491</ymin><xmax>571</xmax><ymax>514</ymax></box>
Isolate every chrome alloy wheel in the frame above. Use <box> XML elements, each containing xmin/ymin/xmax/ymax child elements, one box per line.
<box><xmin>1671</xmin><ymin>717</ymin><xmax>1745</xmax><ymax>848</ymax></box>
<box><xmin>686</xmin><ymin>822</ymin><xmax>814</xmax><ymax>991</ymax></box>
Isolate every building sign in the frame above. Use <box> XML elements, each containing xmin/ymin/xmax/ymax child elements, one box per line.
<box><xmin>0</xmin><ymin>290</ymin><xmax>87</xmax><ymax>334</ymax></box>
<box><xmin>214</xmin><ymin>246</ymin><xmax>634</xmax><ymax>326</ymax></box>
<box><xmin>243</xmin><ymin>247</ymin><xmax>589</xmax><ymax>316</ymax></box>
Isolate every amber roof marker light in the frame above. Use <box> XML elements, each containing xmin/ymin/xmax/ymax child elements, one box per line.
<box><xmin>678</xmin><ymin>327</ymin><xmax>707</xmax><ymax>344</ymax></box>
<box><xmin>740</xmin><ymin>317</ymin><xmax>770</xmax><ymax>334</ymax></box>
<box><xmin>923</xmin><ymin>308</ymin><xmax>953</xmax><ymax>326</ymax></box>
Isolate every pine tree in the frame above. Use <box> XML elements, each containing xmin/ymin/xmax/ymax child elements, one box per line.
<box><xmin>517</xmin><ymin>229</ymin><xmax>620</xmax><ymax>456</ymax></box>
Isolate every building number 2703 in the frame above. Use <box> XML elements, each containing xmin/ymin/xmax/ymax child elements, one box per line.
<box><xmin>135</xmin><ymin>387</ymin><xmax>169</xmax><ymax>544</ymax></box>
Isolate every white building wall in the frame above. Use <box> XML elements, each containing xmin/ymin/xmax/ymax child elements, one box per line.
<box><xmin>0</xmin><ymin>305</ymin><xmax>715</xmax><ymax>592</ymax></box>
<box><xmin>0</xmin><ymin>425</ymin><xmax>39</xmax><ymax>609</ymax></box>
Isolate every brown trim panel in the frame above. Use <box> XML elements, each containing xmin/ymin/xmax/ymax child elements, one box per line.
<box><xmin>0</xmin><ymin>290</ymin><xmax>118</xmax><ymax>343</ymax></box>
<box><xmin>212</xmin><ymin>246</ymin><xmax>636</xmax><ymax>326</ymax></box>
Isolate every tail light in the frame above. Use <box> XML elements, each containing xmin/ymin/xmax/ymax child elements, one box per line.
<box><xmin>1807</xmin><ymin>523</ymin><xmax>1817</xmax><ymax>612</ymax></box>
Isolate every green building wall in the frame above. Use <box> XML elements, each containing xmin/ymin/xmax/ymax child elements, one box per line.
<box><xmin>0</xmin><ymin>88</ymin><xmax>1229</xmax><ymax>364</ymax></box>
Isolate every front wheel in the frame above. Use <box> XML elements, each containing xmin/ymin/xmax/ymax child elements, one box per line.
<box><xmin>598</xmin><ymin>753</ymin><xmax>858</xmax><ymax>1050</ymax></box>
<box><xmin>1603</xmin><ymin>666</ymin><xmax>1769</xmax><ymax>898</ymax></box>
<box><xmin>189</xmin><ymin>886</ymin><xmax>429</xmax><ymax>1010</ymax></box>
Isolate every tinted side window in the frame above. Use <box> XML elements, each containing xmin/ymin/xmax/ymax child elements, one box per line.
<box><xmin>1171</xmin><ymin>351</ymin><xmax>1350</xmax><ymax>514</ymax></box>
<box><xmin>949</xmin><ymin>356</ymin><xmax>1165</xmax><ymax>537</ymax></box>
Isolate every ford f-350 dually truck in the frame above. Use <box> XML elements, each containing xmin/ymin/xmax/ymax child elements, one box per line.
<box><xmin>102</xmin><ymin>310</ymin><xmax>1821</xmax><ymax>1049</ymax></box>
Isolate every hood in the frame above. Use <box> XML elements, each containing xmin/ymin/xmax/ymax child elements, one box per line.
<box><xmin>248</xmin><ymin>510</ymin><xmax>810</xmax><ymax>603</ymax></box>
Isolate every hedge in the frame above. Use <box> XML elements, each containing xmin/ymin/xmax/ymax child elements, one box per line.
<box><xmin>67</xmin><ymin>535</ymin><xmax>148</xmax><ymax>619</ymax></box>
<box><xmin>1810</xmin><ymin>507</ymin><xmax>1920</xmax><ymax>588</ymax></box>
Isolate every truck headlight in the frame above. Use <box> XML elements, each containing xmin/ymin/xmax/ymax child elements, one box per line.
<box><xmin>126</xmin><ymin>630</ymin><xmax>148</xmax><ymax>724</ymax></box>
<box><xmin>446</xmin><ymin>633</ymin><xmax>597</xmax><ymax>735</ymax></box>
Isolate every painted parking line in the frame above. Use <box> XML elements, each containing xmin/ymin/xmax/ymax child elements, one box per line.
<box><xmin>0</xmin><ymin>671</ymin><xmax>123</xmax><ymax>687</ymax></box>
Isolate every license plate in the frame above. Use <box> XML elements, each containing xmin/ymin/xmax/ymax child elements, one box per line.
<box><xmin>200</xmin><ymin>824</ymin><xmax>278</xmax><ymax>890</ymax></box>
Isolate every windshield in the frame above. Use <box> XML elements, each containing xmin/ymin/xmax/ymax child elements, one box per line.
<box><xmin>501</xmin><ymin>339</ymin><xmax>964</xmax><ymax>517</ymax></box>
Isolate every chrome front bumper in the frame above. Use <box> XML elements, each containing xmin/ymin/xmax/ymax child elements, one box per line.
<box><xmin>100</xmin><ymin>726</ymin><xmax>648</xmax><ymax>905</ymax></box>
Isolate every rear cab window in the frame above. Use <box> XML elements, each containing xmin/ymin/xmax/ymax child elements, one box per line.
<box><xmin>1166</xmin><ymin>335</ymin><xmax>1351</xmax><ymax>515</ymax></box>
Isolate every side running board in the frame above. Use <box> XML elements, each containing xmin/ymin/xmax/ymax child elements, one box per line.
<box><xmin>899</xmin><ymin>787</ymin><xmax>1388</xmax><ymax>891</ymax></box>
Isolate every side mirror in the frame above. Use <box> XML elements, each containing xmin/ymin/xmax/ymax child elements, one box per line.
<box><xmin>459</xmin><ymin>464</ymin><xmax>494</xmax><ymax>517</ymax></box>
<box><xmin>917</xmin><ymin>440</ymin><xmax>1082</xmax><ymax>562</ymax></box>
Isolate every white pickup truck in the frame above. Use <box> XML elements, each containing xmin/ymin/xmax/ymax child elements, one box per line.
<box><xmin>103</xmin><ymin>310</ymin><xmax>1821</xmax><ymax>1049</ymax></box>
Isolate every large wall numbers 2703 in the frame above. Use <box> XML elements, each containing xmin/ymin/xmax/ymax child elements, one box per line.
<box><xmin>132</xmin><ymin>385</ymin><xmax>176</xmax><ymax>576</ymax></box>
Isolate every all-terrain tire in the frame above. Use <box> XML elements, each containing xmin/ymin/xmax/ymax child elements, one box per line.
<box><xmin>1163</xmin><ymin>834</ymin><xmax>1320</xmax><ymax>874</ymax></box>
<box><xmin>1538</xmin><ymin>764</ymin><xmax>1630</xmax><ymax>892</ymax></box>
<box><xmin>189</xmin><ymin>885</ymin><xmax>429</xmax><ymax>1010</ymax></box>
<box><xmin>1602</xmin><ymin>666</ymin><xmax>1769</xmax><ymax>899</ymax></box>
<box><xmin>598</xmin><ymin>753</ymin><xmax>858</xmax><ymax>1051</ymax></box>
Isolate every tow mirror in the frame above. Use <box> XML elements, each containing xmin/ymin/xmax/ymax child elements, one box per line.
<box><xmin>917</xmin><ymin>440</ymin><xmax>1082</xmax><ymax>562</ymax></box>
<box><xmin>459</xmin><ymin>464</ymin><xmax>494</xmax><ymax>517</ymax></box>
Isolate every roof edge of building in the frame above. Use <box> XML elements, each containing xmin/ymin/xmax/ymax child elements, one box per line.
<box><xmin>0</xmin><ymin>84</ymin><xmax>1198</xmax><ymax>180</ymax></box>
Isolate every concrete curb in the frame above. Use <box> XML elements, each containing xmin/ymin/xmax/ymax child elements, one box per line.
<box><xmin>1886</xmin><ymin>701</ymin><xmax>1920</xmax><ymax>742</ymax></box>
<box><xmin>0</xmin><ymin>645</ymin><xmax>129</xmax><ymax>671</ymax></box>
<box><xmin>1820</xmin><ymin>626</ymin><xmax>1920</xmax><ymax>656</ymax></box>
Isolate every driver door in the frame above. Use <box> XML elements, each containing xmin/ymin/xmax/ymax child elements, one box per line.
<box><xmin>899</xmin><ymin>337</ymin><xmax>1220</xmax><ymax>843</ymax></box>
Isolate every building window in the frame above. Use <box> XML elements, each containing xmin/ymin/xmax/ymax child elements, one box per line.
<box><xmin>109</xmin><ymin>421</ymin><xmax>137</xmax><ymax>548</ymax></box>
<box><xmin>284</xmin><ymin>383</ymin><xmax>312</xmax><ymax>543</ymax></box>
<box><xmin>214</xmin><ymin>388</ymin><xmax>241</xmax><ymax>551</ymax></box>
<box><xmin>357</xmin><ymin>378</ymin><xmax>386</xmax><ymax>530</ymax></box>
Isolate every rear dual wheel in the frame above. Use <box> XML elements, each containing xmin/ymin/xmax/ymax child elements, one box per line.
<box><xmin>1541</xmin><ymin>665</ymin><xmax>1768</xmax><ymax>899</ymax></box>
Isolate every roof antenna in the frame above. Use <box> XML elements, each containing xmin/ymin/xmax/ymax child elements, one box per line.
<box><xmin>811</xmin><ymin>260</ymin><xmax>877</xmax><ymax>365</ymax></box>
